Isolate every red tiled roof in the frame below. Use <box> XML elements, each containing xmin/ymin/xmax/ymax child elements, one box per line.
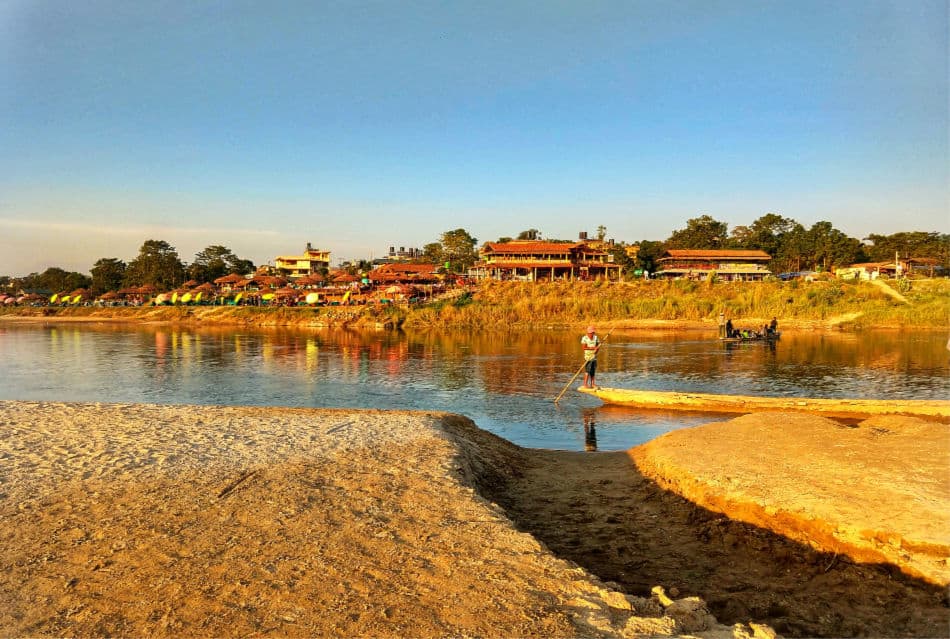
<box><xmin>214</xmin><ymin>273</ymin><xmax>248</xmax><ymax>284</ymax></box>
<box><xmin>482</xmin><ymin>241</ymin><xmax>582</xmax><ymax>255</ymax></box>
<box><xmin>661</xmin><ymin>249</ymin><xmax>771</xmax><ymax>260</ymax></box>
<box><xmin>372</xmin><ymin>263</ymin><xmax>439</xmax><ymax>274</ymax></box>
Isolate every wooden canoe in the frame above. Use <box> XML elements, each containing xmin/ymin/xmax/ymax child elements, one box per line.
<box><xmin>578</xmin><ymin>386</ymin><xmax>950</xmax><ymax>419</ymax></box>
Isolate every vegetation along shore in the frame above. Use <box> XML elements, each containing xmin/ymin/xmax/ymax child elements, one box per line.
<box><xmin>1</xmin><ymin>279</ymin><xmax>947</xmax><ymax>331</ymax></box>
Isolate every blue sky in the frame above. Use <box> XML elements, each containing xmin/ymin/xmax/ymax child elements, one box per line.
<box><xmin>1</xmin><ymin>0</ymin><xmax>947</xmax><ymax>275</ymax></box>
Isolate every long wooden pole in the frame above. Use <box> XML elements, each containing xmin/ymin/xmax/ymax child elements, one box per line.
<box><xmin>553</xmin><ymin>328</ymin><xmax>613</xmax><ymax>404</ymax></box>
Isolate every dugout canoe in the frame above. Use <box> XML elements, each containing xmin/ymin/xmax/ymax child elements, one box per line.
<box><xmin>578</xmin><ymin>387</ymin><xmax>950</xmax><ymax>419</ymax></box>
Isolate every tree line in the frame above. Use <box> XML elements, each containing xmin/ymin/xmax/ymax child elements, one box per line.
<box><xmin>421</xmin><ymin>218</ymin><xmax>948</xmax><ymax>277</ymax></box>
<box><xmin>2</xmin><ymin>217</ymin><xmax>947</xmax><ymax>295</ymax></box>
<box><xmin>2</xmin><ymin>241</ymin><xmax>256</xmax><ymax>296</ymax></box>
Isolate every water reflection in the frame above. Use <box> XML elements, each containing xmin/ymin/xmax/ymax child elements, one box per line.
<box><xmin>0</xmin><ymin>323</ymin><xmax>946</xmax><ymax>451</ymax></box>
<box><xmin>583</xmin><ymin>409</ymin><xmax>598</xmax><ymax>452</ymax></box>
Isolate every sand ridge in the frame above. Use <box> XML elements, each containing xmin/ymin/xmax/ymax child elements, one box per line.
<box><xmin>0</xmin><ymin>401</ymin><xmax>754</xmax><ymax>638</ymax></box>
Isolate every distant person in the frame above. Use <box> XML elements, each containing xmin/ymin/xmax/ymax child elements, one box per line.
<box><xmin>769</xmin><ymin>317</ymin><xmax>778</xmax><ymax>335</ymax></box>
<box><xmin>581</xmin><ymin>325</ymin><xmax>601</xmax><ymax>389</ymax></box>
<box><xmin>725</xmin><ymin>318</ymin><xmax>734</xmax><ymax>338</ymax></box>
<box><xmin>718</xmin><ymin>311</ymin><xmax>726</xmax><ymax>338</ymax></box>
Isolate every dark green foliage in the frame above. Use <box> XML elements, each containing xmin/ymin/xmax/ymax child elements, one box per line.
<box><xmin>123</xmin><ymin>240</ymin><xmax>186</xmax><ymax>290</ymax></box>
<box><xmin>90</xmin><ymin>258</ymin><xmax>127</xmax><ymax>295</ymax></box>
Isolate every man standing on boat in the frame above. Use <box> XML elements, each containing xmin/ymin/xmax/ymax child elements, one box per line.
<box><xmin>581</xmin><ymin>325</ymin><xmax>601</xmax><ymax>389</ymax></box>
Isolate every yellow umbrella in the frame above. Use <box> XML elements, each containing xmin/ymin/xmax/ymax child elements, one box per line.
<box><xmin>262</xmin><ymin>293</ymin><xmax>275</xmax><ymax>301</ymax></box>
<box><xmin>171</xmin><ymin>292</ymin><xmax>179</xmax><ymax>304</ymax></box>
<box><xmin>50</xmin><ymin>293</ymin><xmax>58</xmax><ymax>303</ymax></box>
<box><xmin>342</xmin><ymin>290</ymin><xmax>351</xmax><ymax>303</ymax></box>
<box><xmin>194</xmin><ymin>292</ymin><xmax>202</xmax><ymax>302</ymax></box>
<box><xmin>72</xmin><ymin>295</ymin><xmax>82</xmax><ymax>304</ymax></box>
<box><xmin>305</xmin><ymin>292</ymin><xmax>320</xmax><ymax>304</ymax></box>
<box><xmin>234</xmin><ymin>293</ymin><xmax>243</xmax><ymax>303</ymax></box>
<box><xmin>181</xmin><ymin>292</ymin><xmax>192</xmax><ymax>303</ymax></box>
<box><xmin>61</xmin><ymin>295</ymin><xmax>71</xmax><ymax>304</ymax></box>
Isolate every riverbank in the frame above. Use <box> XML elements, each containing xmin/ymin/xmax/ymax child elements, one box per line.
<box><xmin>1</xmin><ymin>402</ymin><xmax>946</xmax><ymax>637</ymax></box>
<box><xmin>1</xmin><ymin>278</ymin><xmax>948</xmax><ymax>330</ymax></box>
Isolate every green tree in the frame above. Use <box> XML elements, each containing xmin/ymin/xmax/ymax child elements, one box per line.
<box><xmin>90</xmin><ymin>258</ymin><xmax>127</xmax><ymax>295</ymax></box>
<box><xmin>804</xmin><ymin>222</ymin><xmax>865</xmax><ymax>271</ymax></box>
<box><xmin>634</xmin><ymin>240</ymin><xmax>665</xmax><ymax>275</ymax></box>
<box><xmin>422</xmin><ymin>242</ymin><xmax>443</xmax><ymax>264</ymax></box>
<box><xmin>124</xmin><ymin>240</ymin><xmax>185</xmax><ymax>290</ymax></box>
<box><xmin>21</xmin><ymin>267</ymin><xmax>91</xmax><ymax>293</ymax></box>
<box><xmin>596</xmin><ymin>225</ymin><xmax>607</xmax><ymax>241</ymax></box>
<box><xmin>496</xmin><ymin>236</ymin><xmax>513</xmax><ymax>243</ymax></box>
<box><xmin>439</xmin><ymin>228</ymin><xmax>478</xmax><ymax>272</ymax></box>
<box><xmin>666</xmin><ymin>215</ymin><xmax>728</xmax><ymax>249</ymax></box>
<box><xmin>864</xmin><ymin>231</ymin><xmax>950</xmax><ymax>268</ymax></box>
<box><xmin>188</xmin><ymin>245</ymin><xmax>255</xmax><ymax>283</ymax></box>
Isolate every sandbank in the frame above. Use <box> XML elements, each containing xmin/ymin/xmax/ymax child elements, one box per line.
<box><xmin>0</xmin><ymin>401</ymin><xmax>752</xmax><ymax>638</ymax></box>
<box><xmin>1</xmin><ymin>402</ymin><xmax>947</xmax><ymax>637</ymax></box>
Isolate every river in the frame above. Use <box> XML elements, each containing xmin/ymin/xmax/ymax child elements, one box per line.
<box><xmin>0</xmin><ymin>322</ymin><xmax>946</xmax><ymax>451</ymax></box>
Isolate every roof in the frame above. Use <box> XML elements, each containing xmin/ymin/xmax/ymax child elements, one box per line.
<box><xmin>660</xmin><ymin>249</ymin><xmax>771</xmax><ymax>260</ymax></box>
<box><xmin>482</xmin><ymin>241</ymin><xmax>582</xmax><ymax>255</ymax></box>
<box><xmin>213</xmin><ymin>273</ymin><xmax>248</xmax><ymax>284</ymax></box>
<box><xmin>372</xmin><ymin>263</ymin><xmax>439</xmax><ymax>274</ymax></box>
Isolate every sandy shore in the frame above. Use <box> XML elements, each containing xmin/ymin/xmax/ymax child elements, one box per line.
<box><xmin>1</xmin><ymin>402</ymin><xmax>947</xmax><ymax>637</ymax></box>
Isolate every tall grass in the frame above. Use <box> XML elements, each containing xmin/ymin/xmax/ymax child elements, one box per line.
<box><xmin>401</xmin><ymin>279</ymin><xmax>950</xmax><ymax>329</ymax></box>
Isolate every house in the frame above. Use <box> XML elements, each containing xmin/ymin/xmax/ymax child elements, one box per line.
<box><xmin>275</xmin><ymin>243</ymin><xmax>331</xmax><ymax>279</ymax></box>
<box><xmin>470</xmin><ymin>240</ymin><xmax>622</xmax><ymax>281</ymax></box>
<box><xmin>369</xmin><ymin>262</ymin><xmax>441</xmax><ymax>284</ymax></box>
<box><xmin>836</xmin><ymin>257</ymin><xmax>943</xmax><ymax>280</ymax></box>
<box><xmin>655</xmin><ymin>249</ymin><xmax>772</xmax><ymax>281</ymax></box>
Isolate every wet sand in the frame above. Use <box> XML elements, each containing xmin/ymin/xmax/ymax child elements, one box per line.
<box><xmin>1</xmin><ymin>401</ymin><xmax>947</xmax><ymax>637</ymax></box>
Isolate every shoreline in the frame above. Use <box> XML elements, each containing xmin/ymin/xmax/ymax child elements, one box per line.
<box><xmin>0</xmin><ymin>305</ymin><xmax>943</xmax><ymax>332</ymax></box>
<box><xmin>1</xmin><ymin>401</ymin><xmax>946</xmax><ymax>637</ymax></box>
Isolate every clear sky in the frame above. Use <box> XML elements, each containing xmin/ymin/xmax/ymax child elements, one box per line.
<box><xmin>1</xmin><ymin>0</ymin><xmax>947</xmax><ymax>275</ymax></box>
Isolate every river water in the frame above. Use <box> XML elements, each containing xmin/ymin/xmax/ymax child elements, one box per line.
<box><xmin>0</xmin><ymin>323</ymin><xmax>946</xmax><ymax>451</ymax></box>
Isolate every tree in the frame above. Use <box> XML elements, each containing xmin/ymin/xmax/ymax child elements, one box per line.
<box><xmin>439</xmin><ymin>228</ymin><xmax>478</xmax><ymax>272</ymax></box>
<box><xmin>14</xmin><ymin>267</ymin><xmax>91</xmax><ymax>293</ymax></box>
<box><xmin>422</xmin><ymin>242</ymin><xmax>443</xmax><ymax>264</ymax></box>
<box><xmin>804</xmin><ymin>222</ymin><xmax>865</xmax><ymax>271</ymax></box>
<box><xmin>90</xmin><ymin>258</ymin><xmax>127</xmax><ymax>295</ymax></box>
<box><xmin>666</xmin><ymin>215</ymin><xmax>728</xmax><ymax>249</ymax></box>
<box><xmin>496</xmin><ymin>236</ymin><xmax>513</xmax><ymax>243</ymax></box>
<box><xmin>124</xmin><ymin>240</ymin><xmax>185</xmax><ymax>290</ymax></box>
<box><xmin>516</xmin><ymin>229</ymin><xmax>541</xmax><ymax>240</ymax></box>
<box><xmin>188</xmin><ymin>245</ymin><xmax>255</xmax><ymax>283</ymax></box>
<box><xmin>864</xmin><ymin>231</ymin><xmax>950</xmax><ymax>268</ymax></box>
<box><xmin>729</xmin><ymin>213</ymin><xmax>809</xmax><ymax>274</ymax></box>
<box><xmin>634</xmin><ymin>240</ymin><xmax>665</xmax><ymax>275</ymax></box>
<box><xmin>773</xmin><ymin>222</ymin><xmax>809</xmax><ymax>274</ymax></box>
<box><xmin>596</xmin><ymin>225</ymin><xmax>607</xmax><ymax>241</ymax></box>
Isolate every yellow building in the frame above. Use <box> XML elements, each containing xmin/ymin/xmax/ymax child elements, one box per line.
<box><xmin>275</xmin><ymin>243</ymin><xmax>331</xmax><ymax>279</ymax></box>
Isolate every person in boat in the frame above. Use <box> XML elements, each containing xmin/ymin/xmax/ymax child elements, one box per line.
<box><xmin>724</xmin><ymin>318</ymin><xmax>733</xmax><ymax>339</ymax></box>
<box><xmin>581</xmin><ymin>325</ymin><xmax>601</xmax><ymax>389</ymax></box>
<box><xmin>769</xmin><ymin>317</ymin><xmax>778</xmax><ymax>336</ymax></box>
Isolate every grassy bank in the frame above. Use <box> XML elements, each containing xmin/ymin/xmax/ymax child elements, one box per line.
<box><xmin>1</xmin><ymin>279</ymin><xmax>947</xmax><ymax>330</ymax></box>
<box><xmin>402</xmin><ymin>278</ymin><xmax>950</xmax><ymax>330</ymax></box>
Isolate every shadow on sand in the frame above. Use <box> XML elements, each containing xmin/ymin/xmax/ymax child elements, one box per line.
<box><xmin>452</xmin><ymin>418</ymin><xmax>949</xmax><ymax>638</ymax></box>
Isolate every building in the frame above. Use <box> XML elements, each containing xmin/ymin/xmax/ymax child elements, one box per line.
<box><xmin>369</xmin><ymin>262</ymin><xmax>441</xmax><ymax>284</ymax></box>
<box><xmin>836</xmin><ymin>257</ymin><xmax>943</xmax><ymax>280</ymax></box>
<box><xmin>655</xmin><ymin>249</ymin><xmax>772</xmax><ymax>281</ymax></box>
<box><xmin>274</xmin><ymin>243</ymin><xmax>331</xmax><ymax>279</ymax></box>
<box><xmin>470</xmin><ymin>240</ymin><xmax>622</xmax><ymax>281</ymax></box>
